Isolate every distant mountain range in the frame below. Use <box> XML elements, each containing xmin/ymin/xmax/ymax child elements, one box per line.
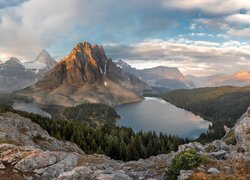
<box><xmin>1</xmin><ymin>47</ymin><xmax>249</xmax><ymax>97</ymax></box>
<box><xmin>116</xmin><ymin>60</ymin><xmax>195</xmax><ymax>91</ymax></box>
<box><xmin>17</xmin><ymin>42</ymin><xmax>149</xmax><ymax>106</ymax></box>
<box><xmin>186</xmin><ymin>71</ymin><xmax>250</xmax><ymax>87</ymax></box>
<box><xmin>0</xmin><ymin>50</ymin><xmax>56</xmax><ymax>93</ymax></box>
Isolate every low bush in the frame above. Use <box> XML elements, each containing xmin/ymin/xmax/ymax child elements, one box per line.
<box><xmin>167</xmin><ymin>150</ymin><xmax>211</xmax><ymax>179</ymax></box>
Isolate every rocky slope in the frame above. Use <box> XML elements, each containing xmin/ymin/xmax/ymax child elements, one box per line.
<box><xmin>18</xmin><ymin>42</ymin><xmax>149</xmax><ymax>106</ymax></box>
<box><xmin>0</xmin><ymin>106</ymin><xmax>249</xmax><ymax>179</ymax></box>
<box><xmin>116</xmin><ymin>60</ymin><xmax>195</xmax><ymax>90</ymax></box>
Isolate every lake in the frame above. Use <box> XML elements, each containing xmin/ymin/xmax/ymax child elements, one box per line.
<box><xmin>12</xmin><ymin>102</ymin><xmax>52</xmax><ymax>118</ymax></box>
<box><xmin>115</xmin><ymin>97</ymin><xmax>211</xmax><ymax>139</ymax></box>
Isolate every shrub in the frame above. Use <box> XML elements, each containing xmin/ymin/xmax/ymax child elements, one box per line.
<box><xmin>167</xmin><ymin>150</ymin><xmax>211</xmax><ymax>179</ymax></box>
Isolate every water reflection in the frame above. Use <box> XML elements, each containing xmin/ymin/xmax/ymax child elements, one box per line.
<box><xmin>115</xmin><ymin>97</ymin><xmax>211</xmax><ymax>139</ymax></box>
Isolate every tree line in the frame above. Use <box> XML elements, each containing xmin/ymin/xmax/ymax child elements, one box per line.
<box><xmin>0</xmin><ymin>105</ymin><xmax>187</xmax><ymax>161</ymax></box>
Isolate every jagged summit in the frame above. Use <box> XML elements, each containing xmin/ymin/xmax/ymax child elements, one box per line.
<box><xmin>35</xmin><ymin>49</ymin><xmax>57</xmax><ymax>69</ymax></box>
<box><xmin>58</xmin><ymin>41</ymin><xmax>108</xmax><ymax>86</ymax></box>
<box><xmin>18</xmin><ymin>42</ymin><xmax>148</xmax><ymax>106</ymax></box>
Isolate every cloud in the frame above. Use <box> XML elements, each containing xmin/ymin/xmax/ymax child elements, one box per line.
<box><xmin>0</xmin><ymin>0</ymin><xmax>27</xmax><ymax>8</ymax></box>
<box><xmin>195</xmin><ymin>18</ymin><xmax>229</xmax><ymax>30</ymax></box>
<box><xmin>225</xmin><ymin>13</ymin><xmax>250</xmax><ymax>24</ymax></box>
<box><xmin>0</xmin><ymin>0</ymin><xmax>81</xmax><ymax>59</ymax></box>
<box><xmin>228</xmin><ymin>28</ymin><xmax>250</xmax><ymax>38</ymax></box>
<box><xmin>164</xmin><ymin>0</ymin><xmax>250</xmax><ymax>14</ymax></box>
<box><xmin>0</xmin><ymin>0</ymin><xmax>181</xmax><ymax>60</ymax></box>
<box><xmin>105</xmin><ymin>38</ymin><xmax>250</xmax><ymax>76</ymax></box>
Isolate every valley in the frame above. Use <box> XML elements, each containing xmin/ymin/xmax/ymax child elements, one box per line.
<box><xmin>0</xmin><ymin>41</ymin><xmax>249</xmax><ymax>179</ymax></box>
<box><xmin>1</xmin><ymin>1</ymin><xmax>250</xmax><ymax>179</ymax></box>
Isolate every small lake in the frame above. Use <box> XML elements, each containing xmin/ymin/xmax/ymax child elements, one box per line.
<box><xmin>115</xmin><ymin>97</ymin><xmax>211</xmax><ymax>139</ymax></box>
<box><xmin>12</xmin><ymin>102</ymin><xmax>52</xmax><ymax>118</ymax></box>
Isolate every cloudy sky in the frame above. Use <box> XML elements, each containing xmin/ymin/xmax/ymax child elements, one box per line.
<box><xmin>0</xmin><ymin>0</ymin><xmax>250</xmax><ymax>76</ymax></box>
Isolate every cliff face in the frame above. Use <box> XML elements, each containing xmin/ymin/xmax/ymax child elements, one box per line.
<box><xmin>18</xmin><ymin>42</ymin><xmax>149</xmax><ymax>106</ymax></box>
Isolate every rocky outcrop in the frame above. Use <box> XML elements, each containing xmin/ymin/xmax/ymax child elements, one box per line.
<box><xmin>18</xmin><ymin>42</ymin><xmax>149</xmax><ymax>106</ymax></box>
<box><xmin>0</xmin><ymin>112</ymin><xmax>83</xmax><ymax>153</ymax></box>
<box><xmin>234</xmin><ymin>107</ymin><xmax>250</xmax><ymax>152</ymax></box>
<box><xmin>0</xmin><ymin>144</ymin><xmax>79</xmax><ymax>180</ymax></box>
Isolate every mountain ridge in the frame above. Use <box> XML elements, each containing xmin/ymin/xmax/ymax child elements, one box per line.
<box><xmin>116</xmin><ymin>60</ymin><xmax>195</xmax><ymax>90</ymax></box>
<box><xmin>17</xmin><ymin>42</ymin><xmax>149</xmax><ymax>106</ymax></box>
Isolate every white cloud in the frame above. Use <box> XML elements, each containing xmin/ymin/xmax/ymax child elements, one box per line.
<box><xmin>225</xmin><ymin>13</ymin><xmax>250</xmax><ymax>24</ymax></box>
<box><xmin>195</xmin><ymin>18</ymin><xmax>229</xmax><ymax>30</ymax></box>
<box><xmin>105</xmin><ymin>38</ymin><xmax>250</xmax><ymax>76</ymax></box>
<box><xmin>189</xmin><ymin>23</ymin><xmax>197</xmax><ymax>30</ymax></box>
<box><xmin>165</xmin><ymin>0</ymin><xmax>250</xmax><ymax>14</ymax></box>
<box><xmin>228</xmin><ymin>28</ymin><xmax>250</xmax><ymax>37</ymax></box>
<box><xmin>0</xmin><ymin>0</ymin><xmax>82</xmax><ymax>59</ymax></box>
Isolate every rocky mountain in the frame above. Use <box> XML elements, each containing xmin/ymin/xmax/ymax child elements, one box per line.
<box><xmin>0</xmin><ymin>51</ymin><xmax>57</xmax><ymax>93</ymax></box>
<box><xmin>116</xmin><ymin>60</ymin><xmax>195</xmax><ymax>90</ymax></box>
<box><xmin>18</xmin><ymin>42</ymin><xmax>149</xmax><ymax>106</ymax></box>
<box><xmin>0</xmin><ymin>58</ymin><xmax>39</xmax><ymax>93</ymax></box>
<box><xmin>187</xmin><ymin>71</ymin><xmax>250</xmax><ymax>87</ymax></box>
<box><xmin>0</xmin><ymin>106</ymin><xmax>249</xmax><ymax>179</ymax></box>
<box><xmin>23</xmin><ymin>49</ymin><xmax>57</xmax><ymax>71</ymax></box>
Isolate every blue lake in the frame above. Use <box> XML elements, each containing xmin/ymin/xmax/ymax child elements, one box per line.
<box><xmin>115</xmin><ymin>97</ymin><xmax>211</xmax><ymax>139</ymax></box>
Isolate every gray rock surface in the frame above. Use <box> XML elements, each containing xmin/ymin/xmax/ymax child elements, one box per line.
<box><xmin>207</xmin><ymin>167</ymin><xmax>220</xmax><ymax>174</ymax></box>
<box><xmin>178</xmin><ymin>170</ymin><xmax>194</xmax><ymax>180</ymax></box>
<box><xmin>234</xmin><ymin>112</ymin><xmax>250</xmax><ymax>152</ymax></box>
<box><xmin>0</xmin><ymin>161</ymin><xmax>5</xmax><ymax>170</ymax></box>
<box><xmin>209</xmin><ymin>150</ymin><xmax>227</xmax><ymax>160</ymax></box>
<box><xmin>0</xmin><ymin>112</ymin><xmax>84</xmax><ymax>154</ymax></box>
<box><xmin>211</xmin><ymin>140</ymin><xmax>229</xmax><ymax>152</ymax></box>
<box><xmin>178</xmin><ymin>142</ymin><xmax>205</xmax><ymax>153</ymax></box>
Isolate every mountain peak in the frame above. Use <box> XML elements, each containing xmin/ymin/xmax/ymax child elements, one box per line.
<box><xmin>66</xmin><ymin>42</ymin><xmax>106</xmax><ymax>63</ymax></box>
<box><xmin>2</xmin><ymin>57</ymin><xmax>25</xmax><ymax>70</ymax></box>
<box><xmin>8</xmin><ymin>57</ymin><xmax>21</xmax><ymax>63</ymax></box>
<box><xmin>59</xmin><ymin>42</ymin><xmax>108</xmax><ymax>86</ymax></box>
<box><xmin>18</xmin><ymin>42</ymin><xmax>147</xmax><ymax>106</ymax></box>
<box><xmin>35</xmin><ymin>49</ymin><xmax>56</xmax><ymax>69</ymax></box>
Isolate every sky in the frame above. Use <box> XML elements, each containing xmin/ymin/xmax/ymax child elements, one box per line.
<box><xmin>0</xmin><ymin>0</ymin><xmax>250</xmax><ymax>76</ymax></box>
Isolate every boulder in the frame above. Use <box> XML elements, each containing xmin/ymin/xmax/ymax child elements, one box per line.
<box><xmin>234</xmin><ymin>114</ymin><xmax>250</xmax><ymax>152</ymax></box>
<box><xmin>178</xmin><ymin>142</ymin><xmax>205</xmax><ymax>153</ymax></box>
<box><xmin>178</xmin><ymin>170</ymin><xmax>194</xmax><ymax>180</ymax></box>
<box><xmin>211</xmin><ymin>140</ymin><xmax>229</xmax><ymax>151</ymax></box>
<box><xmin>209</xmin><ymin>150</ymin><xmax>227</xmax><ymax>160</ymax></box>
<box><xmin>0</xmin><ymin>161</ymin><xmax>5</xmax><ymax>170</ymax></box>
<box><xmin>207</xmin><ymin>167</ymin><xmax>220</xmax><ymax>174</ymax></box>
